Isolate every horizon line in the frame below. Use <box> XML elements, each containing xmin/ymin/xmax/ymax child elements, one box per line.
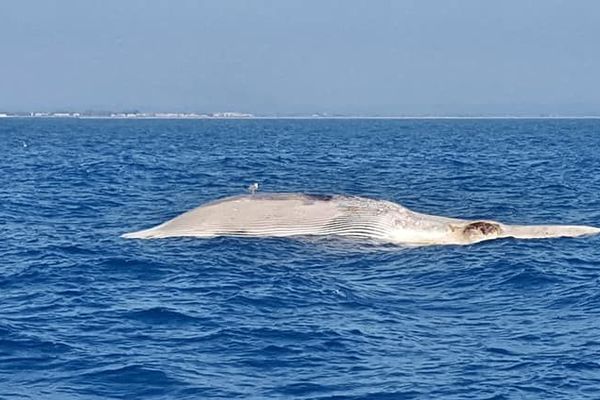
<box><xmin>2</xmin><ymin>110</ymin><xmax>600</xmax><ymax>120</ymax></box>
<box><xmin>2</xmin><ymin>115</ymin><xmax>600</xmax><ymax>120</ymax></box>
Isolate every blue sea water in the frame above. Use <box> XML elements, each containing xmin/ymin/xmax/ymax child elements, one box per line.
<box><xmin>1</xmin><ymin>118</ymin><xmax>600</xmax><ymax>399</ymax></box>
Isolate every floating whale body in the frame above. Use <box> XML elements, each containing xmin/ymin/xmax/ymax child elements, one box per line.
<box><xmin>122</xmin><ymin>193</ymin><xmax>600</xmax><ymax>245</ymax></box>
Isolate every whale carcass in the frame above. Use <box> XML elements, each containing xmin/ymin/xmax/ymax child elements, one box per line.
<box><xmin>122</xmin><ymin>193</ymin><xmax>600</xmax><ymax>245</ymax></box>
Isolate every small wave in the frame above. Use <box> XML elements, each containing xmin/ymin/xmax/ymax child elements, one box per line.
<box><xmin>125</xmin><ymin>307</ymin><xmax>206</xmax><ymax>325</ymax></box>
<box><xmin>498</xmin><ymin>269</ymin><xmax>562</xmax><ymax>288</ymax></box>
<box><xmin>275</xmin><ymin>381</ymin><xmax>336</xmax><ymax>396</ymax></box>
<box><xmin>0</xmin><ymin>334</ymin><xmax>73</xmax><ymax>356</ymax></box>
<box><xmin>72</xmin><ymin>364</ymin><xmax>187</xmax><ymax>398</ymax></box>
<box><xmin>484</xmin><ymin>346</ymin><xmax>522</xmax><ymax>357</ymax></box>
<box><xmin>80</xmin><ymin>364</ymin><xmax>181</xmax><ymax>385</ymax></box>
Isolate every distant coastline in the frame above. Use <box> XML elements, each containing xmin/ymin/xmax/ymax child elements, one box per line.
<box><xmin>0</xmin><ymin>111</ymin><xmax>254</xmax><ymax>119</ymax></box>
<box><xmin>1</xmin><ymin>111</ymin><xmax>599</xmax><ymax>120</ymax></box>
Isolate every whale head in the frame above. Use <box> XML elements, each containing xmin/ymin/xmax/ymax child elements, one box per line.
<box><xmin>448</xmin><ymin>220</ymin><xmax>599</xmax><ymax>245</ymax></box>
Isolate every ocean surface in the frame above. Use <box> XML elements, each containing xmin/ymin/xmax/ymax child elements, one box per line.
<box><xmin>1</xmin><ymin>118</ymin><xmax>600</xmax><ymax>399</ymax></box>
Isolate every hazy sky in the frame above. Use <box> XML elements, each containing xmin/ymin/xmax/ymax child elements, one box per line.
<box><xmin>1</xmin><ymin>0</ymin><xmax>599</xmax><ymax>115</ymax></box>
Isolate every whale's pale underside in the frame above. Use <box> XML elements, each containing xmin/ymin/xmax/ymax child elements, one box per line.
<box><xmin>122</xmin><ymin>193</ymin><xmax>600</xmax><ymax>245</ymax></box>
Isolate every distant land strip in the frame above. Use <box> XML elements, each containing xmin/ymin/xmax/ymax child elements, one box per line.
<box><xmin>1</xmin><ymin>111</ymin><xmax>600</xmax><ymax>119</ymax></box>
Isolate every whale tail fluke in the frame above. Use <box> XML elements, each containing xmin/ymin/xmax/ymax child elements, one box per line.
<box><xmin>121</xmin><ymin>227</ymin><xmax>165</xmax><ymax>239</ymax></box>
<box><xmin>121</xmin><ymin>225</ymin><xmax>214</xmax><ymax>239</ymax></box>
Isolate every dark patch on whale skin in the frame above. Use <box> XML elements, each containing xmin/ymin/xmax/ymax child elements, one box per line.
<box><xmin>304</xmin><ymin>194</ymin><xmax>334</xmax><ymax>202</ymax></box>
<box><xmin>228</xmin><ymin>229</ymin><xmax>249</xmax><ymax>236</ymax></box>
<box><xmin>464</xmin><ymin>221</ymin><xmax>501</xmax><ymax>236</ymax></box>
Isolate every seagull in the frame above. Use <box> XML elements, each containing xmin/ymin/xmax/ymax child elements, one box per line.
<box><xmin>247</xmin><ymin>182</ymin><xmax>259</xmax><ymax>194</ymax></box>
